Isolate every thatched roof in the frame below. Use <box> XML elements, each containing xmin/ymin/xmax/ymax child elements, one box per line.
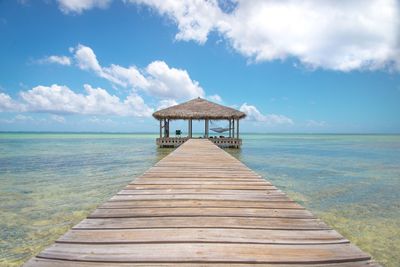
<box><xmin>153</xmin><ymin>98</ymin><xmax>246</xmax><ymax>120</ymax></box>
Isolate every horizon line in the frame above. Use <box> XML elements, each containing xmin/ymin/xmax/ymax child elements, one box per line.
<box><xmin>0</xmin><ymin>131</ymin><xmax>399</xmax><ymax>135</ymax></box>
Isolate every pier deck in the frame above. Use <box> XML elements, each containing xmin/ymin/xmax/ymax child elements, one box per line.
<box><xmin>25</xmin><ymin>139</ymin><xmax>376</xmax><ymax>266</ymax></box>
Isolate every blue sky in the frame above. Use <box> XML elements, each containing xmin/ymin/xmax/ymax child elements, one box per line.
<box><xmin>0</xmin><ymin>0</ymin><xmax>399</xmax><ymax>133</ymax></box>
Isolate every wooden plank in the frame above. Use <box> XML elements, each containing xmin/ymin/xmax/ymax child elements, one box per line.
<box><xmin>74</xmin><ymin>217</ymin><xmax>331</xmax><ymax>230</ymax></box>
<box><xmin>88</xmin><ymin>207</ymin><xmax>314</xmax><ymax>219</ymax></box>
<box><xmin>133</xmin><ymin>178</ymin><xmax>269</xmax><ymax>183</ymax></box>
<box><xmin>24</xmin><ymin>258</ymin><xmax>380</xmax><ymax>267</ymax></box>
<box><xmin>130</xmin><ymin>180</ymin><xmax>271</xmax><ymax>185</ymax></box>
<box><xmin>110</xmin><ymin>194</ymin><xmax>292</xmax><ymax>201</ymax></box>
<box><xmin>125</xmin><ymin>184</ymin><xmax>277</xmax><ymax>190</ymax></box>
<box><xmin>58</xmin><ymin>228</ymin><xmax>347</xmax><ymax>245</ymax></box>
<box><xmin>37</xmin><ymin>243</ymin><xmax>370</xmax><ymax>264</ymax></box>
<box><xmin>117</xmin><ymin>189</ymin><xmax>283</xmax><ymax>195</ymax></box>
<box><xmin>99</xmin><ymin>200</ymin><xmax>304</xmax><ymax>209</ymax></box>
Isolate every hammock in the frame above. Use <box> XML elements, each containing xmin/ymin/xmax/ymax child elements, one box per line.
<box><xmin>209</xmin><ymin>120</ymin><xmax>230</xmax><ymax>133</ymax></box>
<box><xmin>210</xmin><ymin>127</ymin><xmax>230</xmax><ymax>133</ymax></box>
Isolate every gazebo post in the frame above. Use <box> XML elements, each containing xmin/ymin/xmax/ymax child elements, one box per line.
<box><xmin>205</xmin><ymin>119</ymin><xmax>209</xmax><ymax>138</ymax></box>
<box><xmin>167</xmin><ymin>119</ymin><xmax>170</xmax><ymax>137</ymax></box>
<box><xmin>159</xmin><ymin>119</ymin><xmax>162</xmax><ymax>138</ymax></box>
<box><xmin>229</xmin><ymin>119</ymin><xmax>232</xmax><ymax>138</ymax></box>
<box><xmin>237</xmin><ymin>118</ymin><xmax>240</xmax><ymax>139</ymax></box>
<box><xmin>232</xmin><ymin>119</ymin><xmax>235</xmax><ymax>139</ymax></box>
<box><xmin>164</xmin><ymin>119</ymin><xmax>168</xmax><ymax>138</ymax></box>
<box><xmin>188</xmin><ymin>119</ymin><xmax>192</xmax><ymax>138</ymax></box>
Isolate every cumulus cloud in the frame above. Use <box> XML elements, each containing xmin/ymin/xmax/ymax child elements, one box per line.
<box><xmin>240</xmin><ymin>103</ymin><xmax>293</xmax><ymax>125</ymax></box>
<box><xmin>39</xmin><ymin>55</ymin><xmax>72</xmax><ymax>66</ymax></box>
<box><xmin>71</xmin><ymin>44</ymin><xmax>204</xmax><ymax>100</ymax></box>
<box><xmin>145</xmin><ymin>60</ymin><xmax>204</xmax><ymax>99</ymax></box>
<box><xmin>57</xmin><ymin>0</ymin><xmax>112</xmax><ymax>14</ymax></box>
<box><xmin>128</xmin><ymin>0</ymin><xmax>223</xmax><ymax>43</ymax></box>
<box><xmin>1</xmin><ymin>84</ymin><xmax>153</xmax><ymax>117</ymax></box>
<box><xmin>157</xmin><ymin>99</ymin><xmax>178</xmax><ymax>110</ymax></box>
<box><xmin>127</xmin><ymin>0</ymin><xmax>400</xmax><ymax>71</ymax></box>
<box><xmin>74</xmin><ymin>44</ymin><xmax>102</xmax><ymax>72</ymax></box>
<box><xmin>0</xmin><ymin>92</ymin><xmax>23</xmax><ymax>112</ymax></box>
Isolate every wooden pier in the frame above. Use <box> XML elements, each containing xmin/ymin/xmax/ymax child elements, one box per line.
<box><xmin>25</xmin><ymin>139</ymin><xmax>377</xmax><ymax>266</ymax></box>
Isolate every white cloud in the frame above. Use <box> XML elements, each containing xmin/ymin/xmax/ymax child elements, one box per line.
<box><xmin>208</xmin><ymin>94</ymin><xmax>222</xmax><ymax>103</ymax></box>
<box><xmin>128</xmin><ymin>0</ymin><xmax>223</xmax><ymax>44</ymax></box>
<box><xmin>157</xmin><ymin>99</ymin><xmax>178</xmax><ymax>110</ymax></box>
<box><xmin>51</xmin><ymin>115</ymin><xmax>66</xmax><ymax>123</ymax></box>
<box><xmin>306</xmin><ymin>120</ymin><xmax>327</xmax><ymax>127</ymax></box>
<box><xmin>240</xmin><ymin>103</ymin><xmax>293</xmax><ymax>125</ymax></box>
<box><xmin>73</xmin><ymin>44</ymin><xmax>102</xmax><ymax>73</ymax></box>
<box><xmin>72</xmin><ymin>44</ymin><xmax>204</xmax><ymax>100</ymax></box>
<box><xmin>145</xmin><ymin>60</ymin><xmax>204</xmax><ymax>99</ymax></box>
<box><xmin>127</xmin><ymin>0</ymin><xmax>400</xmax><ymax>71</ymax></box>
<box><xmin>39</xmin><ymin>55</ymin><xmax>72</xmax><ymax>66</ymax></box>
<box><xmin>57</xmin><ymin>0</ymin><xmax>112</xmax><ymax>14</ymax></box>
<box><xmin>104</xmin><ymin>64</ymin><xmax>149</xmax><ymax>89</ymax></box>
<box><xmin>14</xmin><ymin>84</ymin><xmax>153</xmax><ymax>117</ymax></box>
<box><xmin>0</xmin><ymin>92</ymin><xmax>23</xmax><ymax>112</ymax></box>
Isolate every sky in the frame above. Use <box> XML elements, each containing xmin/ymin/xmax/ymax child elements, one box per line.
<box><xmin>0</xmin><ymin>0</ymin><xmax>399</xmax><ymax>133</ymax></box>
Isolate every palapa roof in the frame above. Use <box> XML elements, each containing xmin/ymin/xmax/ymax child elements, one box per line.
<box><xmin>153</xmin><ymin>97</ymin><xmax>246</xmax><ymax>120</ymax></box>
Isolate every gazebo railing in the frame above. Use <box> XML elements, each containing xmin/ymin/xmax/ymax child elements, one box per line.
<box><xmin>157</xmin><ymin>137</ymin><xmax>241</xmax><ymax>148</ymax></box>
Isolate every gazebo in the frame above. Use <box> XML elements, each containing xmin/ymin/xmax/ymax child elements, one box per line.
<box><xmin>153</xmin><ymin>97</ymin><xmax>246</xmax><ymax>148</ymax></box>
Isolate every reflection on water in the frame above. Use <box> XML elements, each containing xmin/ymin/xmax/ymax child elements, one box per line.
<box><xmin>0</xmin><ymin>133</ymin><xmax>399</xmax><ymax>266</ymax></box>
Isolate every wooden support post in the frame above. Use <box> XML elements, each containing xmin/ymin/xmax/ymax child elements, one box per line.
<box><xmin>166</xmin><ymin>119</ymin><xmax>170</xmax><ymax>138</ymax></box>
<box><xmin>237</xmin><ymin>119</ymin><xmax>240</xmax><ymax>139</ymax></box>
<box><xmin>188</xmin><ymin>119</ymin><xmax>192</xmax><ymax>138</ymax></box>
<box><xmin>232</xmin><ymin>119</ymin><xmax>235</xmax><ymax>139</ymax></box>
<box><xmin>229</xmin><ymin>119</ymin><xmax>232</xmax><ymax>138</ymax></box>
<box><xmin>163</xmin><ymin>119</ymin><xmax>166</xmax><ymax>137</ymax></box>
<box><xmin>159</xmin><ymin>120</ymin><xmax>162</xmax><ymax>138</ymax></box>
<box><xmin>205</xmin><ymin>119</ymin><xmax>209</xmax><ymax>138</ymax></box>
<box><xmin>164</xmin><ymin>119</ymin><xmax>170</xmax><ymax>138</ymax></box>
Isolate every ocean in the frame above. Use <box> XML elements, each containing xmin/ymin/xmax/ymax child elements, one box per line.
<box><xmin>0</xmin><ymin>133</ymin><xmax>399</xmax><ymax>266</ymax></box>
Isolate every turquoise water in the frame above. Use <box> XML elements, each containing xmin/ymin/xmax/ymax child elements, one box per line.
<box><xmin>0</xmin><ymin>133</ymin><xmax>399</xmax><ymax>266</ymax></box>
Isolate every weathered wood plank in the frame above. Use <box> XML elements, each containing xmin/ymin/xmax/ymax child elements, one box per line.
<box><xmin>74</xmin><ymin>217</ymin><xmax>331</xmax><ymax>230</ymax></box>
<box><xmin>130</xmin><ymin>180</ymin><xmax>271</xmax><ymax>185</ymax></box>
<box><xmin>125</xmin><ymin>184</ymin><xmax>277</xmax><ymax>190</ymax></box>
<box><xmin>133</xmin><ymin>178</ymin><xmax>269</xmax><ymax>182</ymax></box>
<box><xmin>117</xmin><ymin>189</ymin><xmax>283</xmax><ymax>195</ymax></box>
<box><xmin>58</xmin><ymin>228</ymin><xmax>346</xmax><ymax>245</ymax></box>
<box><xmin>25</xmin><ymin>258</ymin><xmax>380</xmax><ymax>267</ymax></box>
<box><xmin>99</xmin><ymin>200</ymin><xmax>303</xmax><ymax>209</ymax></box>
<box><xmin>88</xmin><ymin>207</ymin><xmax>314</xmax><ymax>219</ymax></box>
<box><xmin>110</xmin><ymin>194</ymin><xmax>291</xmax><ymax>201</ymax></box>
<box><xmin>37</xmin><ymin>243</ymin><xmax>370</xmax><ymax>264</ymax></box>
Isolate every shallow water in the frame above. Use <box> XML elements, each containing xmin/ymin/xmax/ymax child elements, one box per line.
<box><xmin>0</xmin><ymin>133</ymin><xmax>399</xmax><ymax>266</ymax></box>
